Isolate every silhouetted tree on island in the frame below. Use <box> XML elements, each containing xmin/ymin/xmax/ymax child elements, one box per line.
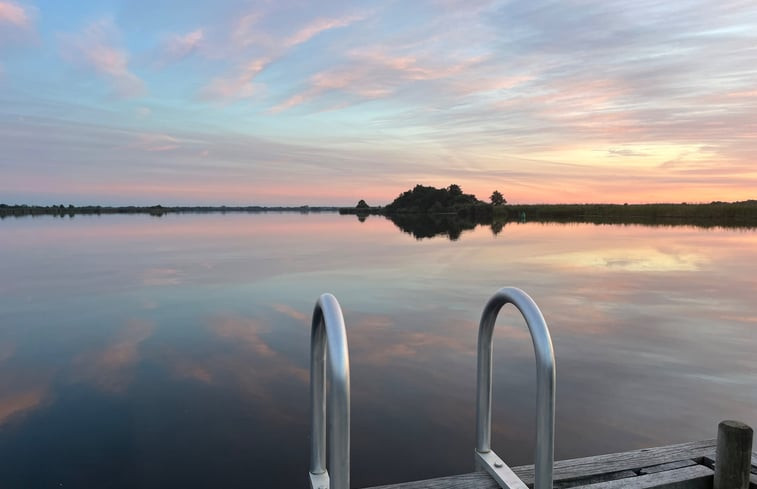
<box><xmin>490</xmin><ymin>190</ymin><xmax>506</xmax><ymax>206</ymax></box>
<box><xmin>447</xmin><ymin>184</ymin><xmax>463</xmax><ymax>196</ymax></box>
<box><xmin>356</xmin><ymin>200</ymin><xmax>369</xmax><ymax>209</ymax></box>
<box><xmin>384</xmin><ymin>184</ymin><xmax>488</xmax><ymax>215</ymax></box>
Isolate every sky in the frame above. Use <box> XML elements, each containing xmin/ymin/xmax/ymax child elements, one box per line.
<box><xmin>0</xmin><ymin>0</ymin><xmax>755</xmax><ymax>206</ymax></box>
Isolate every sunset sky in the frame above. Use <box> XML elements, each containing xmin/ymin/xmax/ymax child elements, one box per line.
<box><xmin>1</xmin><ymin>0</ymin><xmax>755</xmax><ymax>206</ymax></box>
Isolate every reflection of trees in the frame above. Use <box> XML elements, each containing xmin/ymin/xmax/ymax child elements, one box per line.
<box><xmin>491</xmin><ymin>220</ymin><xmax>505</xmax><ymax>236</ymax></box>
<box><xmin>387</xmin><ymin>213</ymin><xmax>497</xmax><ymax>241</ymax></box>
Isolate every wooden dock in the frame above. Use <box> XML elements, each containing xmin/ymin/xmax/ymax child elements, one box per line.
<box><xmin>364</xmin><ymin>438</ymin><xmax>757</xmax><ymax>489</ymax></box>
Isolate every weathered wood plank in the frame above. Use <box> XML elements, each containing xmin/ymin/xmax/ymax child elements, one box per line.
<box><xmin>554</xmin><ymin>470</ymin><xmax>637</xmax><ymax>488</ymax></box>
<box><xmin>571</xmin><ymin>465</ymin><xmax>712</xmax><ymax>489</ymax></box>
<box><xmin>639</xmin><ymin>460</ymin><xmax>698</xmax><ymax>475</ymax></box>
<box><xmin>365</xmin><ymin>471</ymin><xmax>500</xmax><ymax>489</ymax></box>
<box><xmin>512</xmin><ymin>439</ymin><xmax>717</xmax><ymax>485</ymax></box>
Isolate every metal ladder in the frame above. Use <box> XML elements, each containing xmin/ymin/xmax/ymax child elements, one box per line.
<box><xmin>307</xmin><ymin>287</ymin><xmax>556</xmax><ymax>489</ymax></box>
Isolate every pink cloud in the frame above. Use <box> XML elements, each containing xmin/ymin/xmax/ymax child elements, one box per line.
<box><xmin>206</xmin><ymin>11</ymin><xmax>366</xmax><ymax>102</ymax></box>
<box><xmin>284</xmin><ymin>13</ymin><xmax>365</xmax><ymax>47</ymax></box>
<box><xmin>271</xmin><ymin>49</ymin><xmax>486</xmax><ymax>112</ymax></box>
<box><xmin>162</xmin><ymin>28</ymin><xmax>204</xmax><ymax>62</ymax></box>
<box><xmin>727</xmin><ymin>90</ymin><xmax>757</xmax><ymax>98</ymax></box>
<box><xmin>231</xmin><ymin>11</ymin><xmax>365</xmax><ymax>50</ymax></box>
<box><xmin>351</xmin><ymin>49</ymin><xmax>482</xmax><ymax>81</ymax></box>
<box><xmin>230</xmin><ymin>11</ymin><xmax>264</xmax><ymax>48</ymax></box>
<box><xmin>0</xmin><ymin>1</ymin><xmax>29</xmax><ymax>27</ymax></box>
<box><xmin>200</xmin><ymin>57</ymin><xmax>268</xmax><ymax>101</ymax></box>
<box><xmin>59</xmin><ymin>19</ymin><xmax>145</xmax><ymax>98</ymax></box>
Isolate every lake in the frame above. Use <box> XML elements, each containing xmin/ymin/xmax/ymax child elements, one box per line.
<box><xmin>0</xmin><ymin>213</ymin><xmax>755</xmax><ymax>488</ymax></box>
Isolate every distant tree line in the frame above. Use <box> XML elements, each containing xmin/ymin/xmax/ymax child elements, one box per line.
<box><xmin>502</xmin><ymin>201</ymin><xmax>757</xmax><ymax>226</ymax></box>
<box><xmin>0</xmin><ymin>204</ymin><xmax>341</xmax><ymax>218</ymax></box>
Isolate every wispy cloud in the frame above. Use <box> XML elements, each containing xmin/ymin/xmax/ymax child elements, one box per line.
<box><xmin>200</xmin><ymin>11</ymin><xmax>368</xmax><ymax>102</ymax></box>
<box><xmin>284</xmin><ymin>13</ymin><xmax>366</xmax><ymax>48</ymax></box>
<box><xmin>272</xmin><ymin>48</ymin><xmax>491</xmax><ymax>112</ymax></box>
<box><xmin>59</xmin><ymin>19</ymin><xmax>145</xmax><ymax>98</ymax></box>
<box><xmin>157</xmin><ymin>28</ymin><xmax>204</xmax><ymax>65</ymax></box>
<box><xmin>200</xmin><ymin>57</ymin><xmax>269</xmax><ymax>101</ymax></box>
<box><xmin>128</xmin><ymin>133</ymin><xmax>181</xmax><ymax>152</ymax></box>
<box><xmin>229</xmin><ymin>11</ymin><xmax>264</xmax><ymax>48</ymax></box>
<box><xmin>607</xmin><ymin>148</ymin><xmax>650</xmax><ymax>158</ymax></box>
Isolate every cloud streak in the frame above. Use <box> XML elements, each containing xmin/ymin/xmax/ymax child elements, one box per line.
<box><xmin>200</xmin><ymin>10</ymin><xmax>368</xmax><ymax>101</ymax></box>
<box><xmin>160</xmin><ymin>28</ymin><xmax>204</xmax><ymax>63</ymax></box>
<box><xmin>59</xmin><ymin>19</ymin><xmax>145</xmax><ymax>97</ymax></box>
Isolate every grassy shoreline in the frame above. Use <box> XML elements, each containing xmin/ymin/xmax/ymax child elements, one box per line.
<box><xmin>500</xmin><ymin>201</ymin><xmax>757</xmax><ymax>227</ymax></box>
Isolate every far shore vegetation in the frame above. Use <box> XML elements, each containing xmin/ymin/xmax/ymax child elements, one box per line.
<box><xmin>339</xmin><ymin>184</ymin><xmax>757</xmax><ymax>239</ymax></box>
<box><xmin>4</xmin><ymin>184</ymin><xmax>757</xmax><ymax>237</ymax></box>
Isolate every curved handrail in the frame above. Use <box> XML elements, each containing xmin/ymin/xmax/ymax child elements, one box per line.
<box><xmin>475</xmin><ymin>287</ymin><xmax>555</xmax><ymax>489</ymax></box>
<box><xmin>310</xmin><ymin>293</ymin><xmax>351</xmax><ymax>489</ymax></box>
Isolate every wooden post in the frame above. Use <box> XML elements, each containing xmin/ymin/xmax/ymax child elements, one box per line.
<box><xmin>714</xmin><ymin>420</ymin><xmax>753</xmax><ymax>489</ymax></box>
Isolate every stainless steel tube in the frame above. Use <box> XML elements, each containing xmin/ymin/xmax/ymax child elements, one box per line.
<box><xmin>310</xmin><ymin>293</ymin><xmax>351</xmax><ymax>489</ymax></box>
<box><xmin>475</xmin><ymin>287</ymin><xmax>555</xmax><ymax>489</ymax></box>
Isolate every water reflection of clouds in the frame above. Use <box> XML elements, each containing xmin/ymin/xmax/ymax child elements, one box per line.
<box><xmin>141</xmin><ymin>268</ymin><xmax>182</xmax><ymax>286</ymax></box>
<box><xmin>530</xmin><ymin>248</ymin><xmax>706</xmax><ymax>272</ymax></box>
<box><xmin>71</xmin><ymin>319</ymin><xmax>154</xmax><ymax>393</ymax></box>
<box><xmin>0</xmin><ymin>349</ymin><xmax>53</xmax><ymax>426</ymax></box>
<box><xmin>0</xmin><ymin>389</ymin><xmax>47</xmax><ymax>425</ymax></box>
<box><xmin>0</xmin><ymin>317</ymin><xmax>154</xmax><ymax>426</ymax></box>
<box><xmin>271</xmin><ymin>303</ymin><xmax>308</xmax><ymax>322</ymax></box>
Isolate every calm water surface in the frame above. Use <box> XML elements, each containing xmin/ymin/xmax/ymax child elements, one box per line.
<box><xmin>0</xmin><ymin>213</ymin><xmax>755</xmax><ymax>488</ymax></box>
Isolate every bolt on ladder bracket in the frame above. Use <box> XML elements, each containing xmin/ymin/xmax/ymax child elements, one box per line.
<box><xmin>475</xmin><ymin>449</ymin><xmax>529</xmax><ymax>489</ymax></box>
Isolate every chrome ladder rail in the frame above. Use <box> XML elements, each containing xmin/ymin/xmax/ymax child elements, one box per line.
<box><xmin>309</xmin><ymin>293</ymin><xmax>351</xmax><ymax>489</ymax></box>
<box><xmin>475</xmin><ymin>287</ymin><xmax>556</xmax><ymax>489</ymax></box>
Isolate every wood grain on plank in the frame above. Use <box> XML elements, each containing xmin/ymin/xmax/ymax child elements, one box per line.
<box><xmin>554</xmin><ymin>470</ymin><xmax>637</xmax><ymax>488</ymax></box>
<box><xmin>570</xmin><ymin>465</ymin><xmax>712</xmax><ymax>489</ymax></box>
<box><xmin>639</xmin><ymin>460</ymin><xmax>697</xmax><ymax>475</ymax></box>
